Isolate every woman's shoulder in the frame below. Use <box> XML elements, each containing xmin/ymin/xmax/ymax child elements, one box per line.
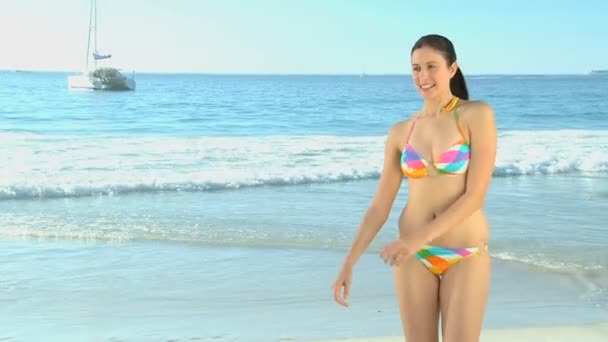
<box><xmin>456</xmin><ymin>100</ymin><xmax>494</xmax><ymax>123</ymax></box>
<box><xmin>386</xmin><ymin>114</ymin><xmax>418</xmax><ymax>147</ymax></box>
<box><xmin>458</xmin><ymin>99</ymin><xmax>492</xmax><ymax>113</ymax></box>
<box><xmin>456</xmin><ymin>100</ymin><xmax>497</xmax><ymax>139</ymax></box>
<box><xmin>389</xmin><ymin>114</ymin><xmax>418</xmax><ymax>136</ymax></box>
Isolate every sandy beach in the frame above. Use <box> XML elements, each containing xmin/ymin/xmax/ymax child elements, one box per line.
<box><xmin>307</xmin><ymin>321</ymin><xmax>608</xmax><ymax>342</ymax></box>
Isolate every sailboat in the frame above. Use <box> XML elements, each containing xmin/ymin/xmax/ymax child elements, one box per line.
<box><xmin>68</xmin><ymin>0</ymin><xmax>135</xmax><ymax>91</ymax></box>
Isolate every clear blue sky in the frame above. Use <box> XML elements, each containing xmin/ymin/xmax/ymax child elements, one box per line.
<box><xmin>1</xmin><ymin>0</ymin><xmax>606</xmax><ymax>74</ymax></box>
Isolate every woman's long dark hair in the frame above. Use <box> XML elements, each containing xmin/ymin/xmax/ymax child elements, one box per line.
<box><xmin>411</xmin><ymin>34</ymin><xmax>469</xmax><ymax>100</ymax></box>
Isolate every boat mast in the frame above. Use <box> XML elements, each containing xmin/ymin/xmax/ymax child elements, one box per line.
<box><xmin>85</xmin><ymin>0</ymin><xmax>93</xmax><ymax>72</ymax></box>
<box><xmin>94</xmin><ymin>0</ymin><xmax>98</xmax><ymax>70</ymax></box>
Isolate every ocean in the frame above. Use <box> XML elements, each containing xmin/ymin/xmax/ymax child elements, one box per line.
<box><xmin>1</xmin><ymin>71</ymin><xmax>607</xmax><ymax>341</ymax></box>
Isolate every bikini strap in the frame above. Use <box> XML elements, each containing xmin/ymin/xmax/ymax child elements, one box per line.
<box><xmin>406</xmin><ymin>118</ymin><xmax>418</xmax><ymax>143</ymax></box>
<box><xmin>454</xmin><ymin>109</ymin><xmax>468</xmax><ymax>143</ymax></box>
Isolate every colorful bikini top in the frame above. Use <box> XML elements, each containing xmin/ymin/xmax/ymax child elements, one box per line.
<box><xmin>401</xmin><ymin>98</ymin><xmax>470</xmax><ymax>178</ymax></box>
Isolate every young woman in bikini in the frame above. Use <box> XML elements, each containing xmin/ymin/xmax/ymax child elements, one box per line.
<box><xmin>332</xmin><ymin>34</ymin><xmax>497</xmax><ymax>342</ymax></box>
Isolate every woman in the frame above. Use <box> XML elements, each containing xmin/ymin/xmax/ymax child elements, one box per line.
<box><xmin>332</xmin><ymin>34</ymin><xmax>497</xmax><ymax>342</ymax></box>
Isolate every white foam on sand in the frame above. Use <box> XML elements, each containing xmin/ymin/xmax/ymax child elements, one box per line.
<box><xmin>306</xmin><ymin>321</ymin><xmax>608</xmax><ymax>342</ymax></box>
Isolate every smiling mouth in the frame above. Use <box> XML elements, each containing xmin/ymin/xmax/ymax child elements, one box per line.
<box><xmin>420</xmin><ymin>84</ymin><xmax>436</xmax><ymax>90</ymax></box>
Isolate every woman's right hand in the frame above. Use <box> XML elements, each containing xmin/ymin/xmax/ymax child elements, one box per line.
<box><xmin>332</xmin><ymin>265</ymin><xmax>353</xmax><ymax>307</ymax></box>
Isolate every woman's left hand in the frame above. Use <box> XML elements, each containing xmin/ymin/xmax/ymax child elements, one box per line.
<box><xmin>380</xmin><ymin>234</ymin><xmax>427</xmax><ymax>266</ymax></box>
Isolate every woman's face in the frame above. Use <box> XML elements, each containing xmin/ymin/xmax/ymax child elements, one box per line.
<box><xmin>411</xmin><ymin>46</ymin><xmax>456</xmax><ymax>100</ymax></box>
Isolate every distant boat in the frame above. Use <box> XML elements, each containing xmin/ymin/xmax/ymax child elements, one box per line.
<box><xmin>68</xmin><ymin>0</ymin><xmax>135</xmax><ymax>91</ymax></box>
<box><xmin>589</xmin><ymin>69</ymin><xmax>608</xmax><ymax>75</ymax></box>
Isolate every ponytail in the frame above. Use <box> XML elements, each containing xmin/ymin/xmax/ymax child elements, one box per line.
<box><xmin>450</xmin><ymin>67</ymin><xmax>469</xmax><ymax>100</ymax></box>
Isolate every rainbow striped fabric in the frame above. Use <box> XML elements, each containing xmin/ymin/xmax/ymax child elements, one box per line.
<box><xmin>415</xmin><ymin>244</ymin><xmax>481</xmax><ymax>275</ymax></box>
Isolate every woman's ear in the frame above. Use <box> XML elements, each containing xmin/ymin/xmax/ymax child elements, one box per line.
<box><xmin>449</xmin><ymin>61</ymin><xmax>458</xmax><ymax>78</ymax></box>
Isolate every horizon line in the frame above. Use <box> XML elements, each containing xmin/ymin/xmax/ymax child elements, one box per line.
<box><xmin>0</xmin><ymin>68</ymin><xmax>593</xmax><ymax>76</ymax></box>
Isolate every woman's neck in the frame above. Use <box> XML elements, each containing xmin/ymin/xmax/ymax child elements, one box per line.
<box><xmin>420</xmin><ymin>93</ymin><xmax>457</xmax><ymax>117</ymax></box>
